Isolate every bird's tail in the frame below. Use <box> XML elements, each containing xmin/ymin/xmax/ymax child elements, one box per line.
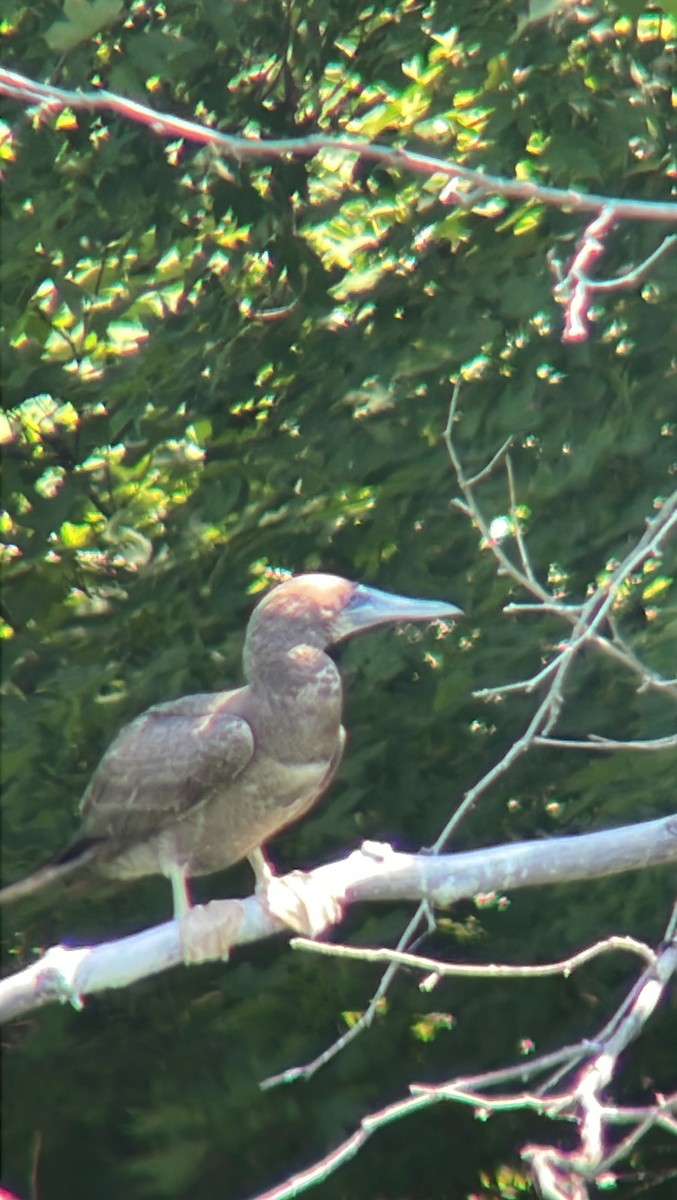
<box><xmin>0</xmin><ymin>840</ymin><xmax>100</xmax><ymax>905</ymax></box>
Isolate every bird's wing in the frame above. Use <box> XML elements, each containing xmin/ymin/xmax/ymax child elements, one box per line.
<box><xmin>80</xmin><ymin>691</ymin><xmax>255</xmax><ymax>844</ymax></box>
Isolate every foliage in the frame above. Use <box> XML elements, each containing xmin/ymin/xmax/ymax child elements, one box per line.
<box><xmin>1</xmin><ymin>1</ymin><xmax>676</xmax><ymax>1198</ymax></box>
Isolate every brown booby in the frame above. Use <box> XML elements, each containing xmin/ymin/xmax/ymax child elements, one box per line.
<box><xmin>0</xmin><ymin>575</ymin><xmax>461</xmax><ymax>929</ymax></box>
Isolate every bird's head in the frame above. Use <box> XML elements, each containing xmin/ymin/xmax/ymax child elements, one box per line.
<box><xmin>244</xmin><ymin>573</ymin><xmax>462</xmax><ymax>681</ymax></box>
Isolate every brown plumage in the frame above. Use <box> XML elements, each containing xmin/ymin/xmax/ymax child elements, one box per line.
<box><xmin>1</xmin><ymin>574</ymin><xmax>461</xmax><ymax>917</ymax></box>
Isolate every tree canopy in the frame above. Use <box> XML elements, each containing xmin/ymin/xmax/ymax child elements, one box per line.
<box><xmin>1</xmin><ymin>1</ymin><xmax>676</xmax><ymax>1198</ymax></box>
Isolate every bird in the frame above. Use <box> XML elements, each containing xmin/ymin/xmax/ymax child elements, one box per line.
<box><xmin>1</xmin><ymin>574</ymin><xmax>461</xmax><ymax>933</ymax></box>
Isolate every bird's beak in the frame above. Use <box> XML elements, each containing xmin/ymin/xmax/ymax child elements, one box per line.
<box><xmin>336</xmin><ymin>583</ymin><xmax>463</xmax><ymax>639</ymax></box>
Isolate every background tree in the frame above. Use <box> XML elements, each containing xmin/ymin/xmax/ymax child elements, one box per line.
<box><xmin>1</xmin><ymin>1</ymin><xmax>676</xmax><ymax>1198</ymax></box>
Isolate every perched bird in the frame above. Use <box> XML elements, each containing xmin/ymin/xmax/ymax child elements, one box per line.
<box><xmin>1</xmin><ymin>575</ymin><xmax>461</xmax><ymax>926</ymax></box>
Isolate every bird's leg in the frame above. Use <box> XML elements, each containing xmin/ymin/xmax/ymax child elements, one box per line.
<box><xmin>168</xmin><ymin>863</ymin><xmax>193</xmax><ymax>918</ymax></box>
<box><xmin>248</xmin><ymin>847</ymin><xmax>344</xmax><ymax>939</ymax></box>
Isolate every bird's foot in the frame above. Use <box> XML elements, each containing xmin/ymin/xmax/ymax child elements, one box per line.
<box><xmin>179</xmin><ymin>900</ymin><xmax>243</xmax><ymax>965</ymax></box>
<box><xmin>249</xmin><ymin>848</ymin><xmax>342</xmax><ymax>938</ymax></box>
<box><xmin>258</xmin><ymin>869</ymin><xmax>343</xmax><ymax>939</ymax></box>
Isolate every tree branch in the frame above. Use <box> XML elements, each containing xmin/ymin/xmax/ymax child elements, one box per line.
<box><xmin>0</xmin><ymin>68</ymin><xmax>672</xmax><ymax>224</ymax></box>
<box><xmin>2</xmin><ymin>64</ymin><xmax>676</xmax><ymax>350</ymax></box>
<box><xmin>290</xmin><ymin>932</ymin><xmax>658</xmax><ymax>979</ymax></box>
<box><xmin>246</xmin><ymin>902</ymin><xmax>677</xmax><ymax>1200</ymax></box>
<box><xmin>6</xmin><ymin>817</ymin><xmax>671</xmax><ymax>1025</ymax></box>
<box><xmin>3</xmin><ymin>66</ymin><xmax>674</xmax><ymax>350</ymax></box>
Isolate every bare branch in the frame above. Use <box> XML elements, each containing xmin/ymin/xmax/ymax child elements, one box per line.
<box><xmin>592</xmin><ymin>233</ymin><xmax>677</xmax><ymax>291</ymax></box>
<box><xmin>535</xmin><ymin>734</ymin><xmax>677</xmax><ymax>751</ymax></box>
<box><xmin>244</xmin><ymin>1091</ymin><xmax>440</xmax><ymax>1200</ymax></box>
<box><xmin>463</xmin><ymin>436</ymin><xmax>513</xmax><ymax>488</ymax></box>
<box><xmin>505</xmin><ymin>602</ymin><xmax>584</xmax><ymax>616</ymax></box>
<box><xmin>2</xmin><ymin>68</ymin><xmax>677</xmax><ymax>229</ymax></box>
<box><xmin>444</xmin><ymin>394</ymin><xmax>677</xmax><ymax>702</ymax></box>
<box><xmin>506</xmin><ymin>451</ymin><xmax>537</xmax><ymax>583</ymax></box>
<box><xmin>521</xmin><ymin>925</ymin><xmax>677</xmax><ymax>1198</ymax></box>
<box><xmin>555</xmin><ymin>206</ymin><xmax>617</xmax><ymax>342</ymax></box>
<box><xmin>2</xmin><ymin>817</ymin><xmax>675</xmax><ymax>1025</ymax></box>
<box><xmin>258</xmin><ymin>815</ymin><xmax>676</xmax><ymax>1086</ymax></box>
<box><xmin>290</xmin><ymin>933</ymin><xmax>657</xmax><ymax>978</ymax></box>
<box><xmin>253</xmin><ymin>906</ymin><xmax>677</xmax><ymax>1200</ymax></box>
<box><xmin>552</xmin><ymin>213</ymin><xmax>677</xmax><ymax>343</ymax></box>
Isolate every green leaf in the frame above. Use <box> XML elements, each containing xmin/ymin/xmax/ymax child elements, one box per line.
<box><xmin>45</xmin><ymin>0</ymin><xmax>123</xmax><ymax>52</ymax></box>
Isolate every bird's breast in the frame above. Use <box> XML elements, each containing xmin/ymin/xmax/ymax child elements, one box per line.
<box><xmin>212</xmin><ymin>749</ymin><xmax>338</xmax><ymax>875</ymax></box>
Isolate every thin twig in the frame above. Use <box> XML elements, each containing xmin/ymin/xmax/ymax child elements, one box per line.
<box><xmin>590</xmin><ymin>234</ymin><xmax>677</xmax><ymax>292</ymax></box>
<box><xmin>535</xmin><ymin>734</ymin><xmax>677</xmax><ymax>751</ymax></box>
<box><xmin>290</xmin><ymin>933</ymin><xmax>657</xmax><ymax>977</ymax></box>
<box><xmin>506</xmin><ymin>452</ymin><xmax>537</xmax><ymax>583</ymax></box>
